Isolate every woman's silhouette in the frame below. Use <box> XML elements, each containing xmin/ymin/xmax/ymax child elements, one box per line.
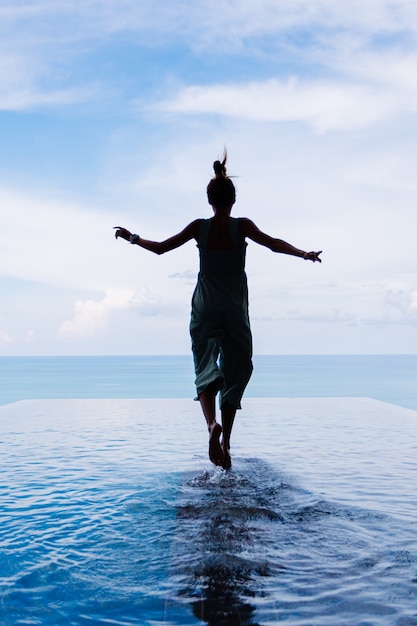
<box><xmin>114</xmin><ymin>153</ymin><xmax>321</xmax><ymax>469</ymax></box>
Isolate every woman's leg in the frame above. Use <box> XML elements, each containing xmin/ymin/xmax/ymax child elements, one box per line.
<box><xmin>221</xmin><ymin>402</ymin><xmax>236</xmax><ymax>452</ymax></box>
<box><xmin>198</xmin><ymin>382</ymin><xmax>217</xmax><ymax>431</ymax></box>
<box><xmin>217</xmin><ymin>314</ymin><xmax>253</xmax><ymax>469</ymax></box>
<box><xmin>220</xmin><ymin>402</ymin><xmax>236</xmax><ymax>470</ymax></box>
<box><xmin>191</xmin><ymin>323</ymin><xmax>225</xmax><ymax>466</ymax></box>
<box><xmin>199</xmin><ymin>382</ymin><xmax>223</xmax><ymax>466</ymax></box>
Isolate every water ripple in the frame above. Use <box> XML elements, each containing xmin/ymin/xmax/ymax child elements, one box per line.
<box><xmin>168</xmin><ymin>458</ymin><xmax>417</xmax><ymax>625</ymax></box>
<box><xmin>1</xmin><ymin>398</ymin><xmax>417</xmax><ymax>625</ymax></box>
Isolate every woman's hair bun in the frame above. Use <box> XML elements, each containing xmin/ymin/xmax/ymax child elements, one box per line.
<box><xmin>213</xmin><ymin>156</ymin><xmax>227</xmax><ymax>178</ymax></box>
<box><xmin>207</xmin><ymin>151</ymin><xmax>235</xmax><ymax>207</ymax></box>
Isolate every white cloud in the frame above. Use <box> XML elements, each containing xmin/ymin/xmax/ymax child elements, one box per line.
<box><xmin>1</xmin><ymin>0</ymin><xmax>417</xmax><ymax>116</ymax></box>
<box><xmin>6</xmin><ymin>0</ymin><xmax>412</xmax><ymax>44</ymax></box>
<box><xmin>0</xmin><ymin>85</ymin><xmax>96</xmax><ymax>111</ymax></box>
<box><xmin>26</xmin><ymin>330</ymin><xmax>36</xmax><ymax>341</ymax></box>
<box><xmin>58</xmin><ymin>284</ymin><xmax>188</xmax><ymax>339</ymax></box>
<box><xmin>0</xmin><ymin>330</ymin><xmax>14</xmax><ymax>344</ymax></box>
<box><xmin>58</xmin><ymin>289</ymin><xmax>131</xmax><ymax>338</ymax></box>
<box><xmin>158</xmin><ymin>77</ymin><xmax>399</xmax><ymax>132</ymax></box>
<box><xmin>130</xmin><ymin>285</ymin><xmax>187</xmax><ymax>316</ymax></box>
<box><xmin>384</xmin><ymin>285</ymin><xmax>417</xmax><ymax>321</ymax></box>
<box><xmin>250</xmin><ymin>277</ymin><xmax>417</xmax><ymax>331</ymax></box>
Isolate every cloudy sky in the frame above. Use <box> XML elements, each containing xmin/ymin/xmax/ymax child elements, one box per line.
<box><xmin>1</xmin><ymin>0</ymin><xmax>417</xmax><ymax>356</ymax></box>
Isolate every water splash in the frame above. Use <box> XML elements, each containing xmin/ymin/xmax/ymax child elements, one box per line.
<box><xmin>167</xmin><ymin>458</ymin><xmax>417</xmax><ymax>625</ymax></box>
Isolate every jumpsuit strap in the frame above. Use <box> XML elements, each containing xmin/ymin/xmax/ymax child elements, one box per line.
<box><xmin>229</xmin><ymin>217</ymin><xmax>243</xmax><ymax>249</ymax></box>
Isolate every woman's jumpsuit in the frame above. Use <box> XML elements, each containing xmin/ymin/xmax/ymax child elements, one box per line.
<box><xmin>190</xmin><ymin>217</ymin><xmax>253</xmax><ymax>409</ymax></box>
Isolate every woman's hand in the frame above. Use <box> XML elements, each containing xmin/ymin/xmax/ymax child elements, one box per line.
<box><xmin>303</xmin><ymin>250</ymin><xmax>322</xmax><ymax>263</ymax></box>
<box><xmin>113</xmin><ymin>226</ymin><xmax>132</xmax><ymax>242</ymax></box>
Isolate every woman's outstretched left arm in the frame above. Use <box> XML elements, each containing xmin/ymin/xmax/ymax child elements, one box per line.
<box><xmin>114</xmin><ymin>220</ymin><xmax>201</xmax><ymax>255</ymax></box>
<box><xmin>239</xmin><ymin>218</ymin><xmax>322</xmax><ymax>263</ymax></box>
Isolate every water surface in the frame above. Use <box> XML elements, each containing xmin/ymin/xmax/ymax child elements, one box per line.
<box><xmin>1</xmin><ymin>398</ymin><xmax>417</xmax><ymax>625</ymax></box>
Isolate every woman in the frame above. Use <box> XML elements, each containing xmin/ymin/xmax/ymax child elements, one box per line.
<box><xmin>114</xmin><ymin>154</ymin><xmax>321</xmax><ymax>469</ymax></box>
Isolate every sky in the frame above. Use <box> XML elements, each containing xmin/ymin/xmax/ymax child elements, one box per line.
<box><xmin>1</xmin><ymin>0</ymin><xmax>417</xmax><ymax>356</ymax></box>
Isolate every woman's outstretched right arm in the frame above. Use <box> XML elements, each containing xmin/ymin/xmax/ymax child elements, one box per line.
<box><xmin>114</xmin><ymin>219</ymin><xmax>201</xmax><ymax>255</ymax></box>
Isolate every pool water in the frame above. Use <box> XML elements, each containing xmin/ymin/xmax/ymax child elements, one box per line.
<box><xmin>1</xmin><ymin>397</ymin><xmax>417</xmax><ymax>625</ymax></box>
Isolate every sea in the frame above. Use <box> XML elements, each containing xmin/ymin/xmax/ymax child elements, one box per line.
<box><xmin>1</xmin><ymin>354</ymin><xmax>417</xmax><ymax>410</ymax></box>
<box><xmin>1</xmin><ymin>355</ymin><xmax>417</xmax><ymax>625</ymax></box>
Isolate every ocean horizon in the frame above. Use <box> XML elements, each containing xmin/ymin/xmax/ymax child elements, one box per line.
<box><xmin>1</xmin><ymin>353</ymin><xmax>417</xmax><ymax>410</ymax></box>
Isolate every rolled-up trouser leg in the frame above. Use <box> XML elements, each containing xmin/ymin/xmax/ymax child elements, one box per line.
<box><xmin>192</xmin><ymin>336</ymin><xmax>225</xmax><ymax>398</ymax></box>
<box><xmin>218</xmin><ymin>314</ymin><xmax>253</xmax><ymax>410</ymax></box>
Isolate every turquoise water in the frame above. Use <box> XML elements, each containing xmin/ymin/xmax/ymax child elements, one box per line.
<box><xmin>1</xmin><ymin>355</ymin><xmax>417</xmax><ymax>409</ymax></box>
<box><xmin>1</xmin><ymin>397</ymin><xmax>417</xmax><ymax>625</ymax></box>
<box><xmin>1</xmin><ymin>356</ymin><xmax>417</xmax><ymax>625</ymax></box>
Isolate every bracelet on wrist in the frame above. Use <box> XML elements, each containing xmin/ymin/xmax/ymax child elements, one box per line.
<box><xmin>129</xmin><ymin>234</ymin><xmax>140</xmax><ymax>244</ymax></box>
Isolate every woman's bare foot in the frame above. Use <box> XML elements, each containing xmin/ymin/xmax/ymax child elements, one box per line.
<box><xmin>208</xmin><ymin>422</ymin><xmax>223</xmax><ymax>466</ymax></box>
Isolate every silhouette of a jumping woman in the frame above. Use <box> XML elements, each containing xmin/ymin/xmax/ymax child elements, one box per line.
<box><xmin>114</xmin><ymin>152</ymin><xmax>321</xmax><ymax>469</ymax></box>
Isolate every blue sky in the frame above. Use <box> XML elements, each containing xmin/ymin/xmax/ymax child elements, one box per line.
<box><xmin>1</xmin><ymin>0</ymin><xmax>417</xmax><ymax>355</ymax></box>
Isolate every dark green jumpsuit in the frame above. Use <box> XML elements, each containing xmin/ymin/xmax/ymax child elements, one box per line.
<box><xmin>190</xmin><ymin>217</ymin><xmax>253</xmax><ymax>409</ymax></box>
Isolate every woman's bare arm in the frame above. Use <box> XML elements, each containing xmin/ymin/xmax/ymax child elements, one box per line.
<box><xmin>114</xmin><ymin>220</ymin><xmax>202</xmax><ymax>255</ymax></box>
<box><xmin>239</xmin><ymin>218</ymin><xmax>322</xmax><ymax>262</ymax></box>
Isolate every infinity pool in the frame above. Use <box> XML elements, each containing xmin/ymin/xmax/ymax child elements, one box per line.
<box><xmin>1</xmin><ymin>398</ymin><xmax>417</xmax><ymax>625</ymax></box>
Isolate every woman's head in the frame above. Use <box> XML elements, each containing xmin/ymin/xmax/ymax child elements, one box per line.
<box><xmin>207</xmin><ymin>153</ymin><xmax>236</xmax><ymax>210</ymax></box>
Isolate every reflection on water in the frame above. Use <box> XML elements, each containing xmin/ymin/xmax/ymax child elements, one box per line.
<box><xmin>170</xmin><ymin>458</ymin><xmax>417</xmax><ymax>625</ymax></box>
<box><xmin>1</xmin><ymin>398</ymin><xmax>417</xmax><ymax>625</ymax></box>
<box><xmin>175</xmin><ymin>466</ymin><xmax>274</xmax><ymax>626</ymax></box>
